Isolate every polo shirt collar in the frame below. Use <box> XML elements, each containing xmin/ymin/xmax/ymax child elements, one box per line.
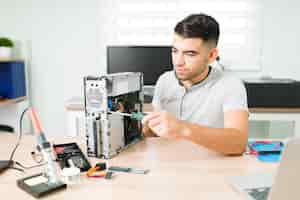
<box><xmin>175</xmin><ymin>66</ymin><xmax>213</xmax><ymax>90</ymax></box>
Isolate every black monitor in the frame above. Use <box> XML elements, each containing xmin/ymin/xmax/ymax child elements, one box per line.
<box><xmin>107</xmin><ymin>46</ymin><xmax>173</xmax><ymax>85</ymax></box>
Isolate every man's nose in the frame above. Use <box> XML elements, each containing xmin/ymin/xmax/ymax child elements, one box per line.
<box><xmin>173</xmin><ymin>53</ymin><xmax>185</xmax><ymax>66</ymax></box>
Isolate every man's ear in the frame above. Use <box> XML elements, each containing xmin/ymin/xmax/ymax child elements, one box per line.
<box><xmin>208</xmin><ymin>48</ymin><xmax>218</xmax><ymax>64</ymax></box>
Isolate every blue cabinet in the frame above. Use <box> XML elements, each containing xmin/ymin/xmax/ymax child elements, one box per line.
<box><xmin>0</xmin><ymin>61</ymin><xmax>26</xmax><ymax>99</ymax></box>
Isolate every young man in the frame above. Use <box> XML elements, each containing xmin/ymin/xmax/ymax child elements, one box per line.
<box><xmin>142</xmin><ymin>14</ymin><xmax>248</xmax><ymax>155</ymax></box>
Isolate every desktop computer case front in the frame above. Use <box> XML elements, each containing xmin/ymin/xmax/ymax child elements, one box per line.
<box><xmin>83</xmin><ymin>72</ymin><xmax>144</xmax><ymax>159</ymax></box>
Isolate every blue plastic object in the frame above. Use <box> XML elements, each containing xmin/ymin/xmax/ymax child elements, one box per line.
<box><xmin>108</xmin><ymin>99</ymin><xmax>113</xmax><ymax>110</ymax></box>
<box><xmin>0</xmin><ymin>61</ymin><xmax>26</xmax><ymax>99</ymax></box>
<box><xmin>257</xmin><ymin>153</ymin><xmax>281</xmax><ymax>162</ymax></box>
<box><xmin>248</xmin><ymin>141</ymin><xmax>284</xmax><ymax>163</ymax></box>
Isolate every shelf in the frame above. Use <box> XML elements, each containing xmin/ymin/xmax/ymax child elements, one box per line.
<box><xmin>0</xmin><ymin>58</ymin><xmax>24</xmax><ymax>62</ymax></box>
<box><xmin>0</xmin><ymin>96</ymin><xmax>27</xmax><ymax>106</ymax></box>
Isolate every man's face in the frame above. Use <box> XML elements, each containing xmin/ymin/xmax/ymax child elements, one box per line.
<box><xmin>172</xmin><ymin>33</ymin><xmax>217</xmax><ymax>83</ymax></box>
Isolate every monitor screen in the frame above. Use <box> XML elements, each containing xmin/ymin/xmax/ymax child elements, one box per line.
<box><xmin>107</xmin><ymin>46</ymin><xmax>173</xmax><ymax>85</ymax></box>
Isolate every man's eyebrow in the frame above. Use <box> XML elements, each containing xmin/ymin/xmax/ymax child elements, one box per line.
<box><xmin>171</xmin><ymin>47</ymin><xmax>199</xmax><ymax>54</ymax></box>
<box><xmin>182</xmin><ymin>50</ymin><xmax>199</xmax><ymax>54</ymax></box>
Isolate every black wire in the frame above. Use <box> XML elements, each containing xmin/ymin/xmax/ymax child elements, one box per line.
<box><xmin>5</xmin><ymin>107</ymin><xmax>47</xmax><ymax>173</ymax></box>
<box><xmin>15</xmin><ymin>161</ymin><xmax>46</xmax><ymax>169</ymax></box>
<box><xmin>8</xmin><ymin>166</ymin><xmax>25</xmax><ymax>173</ymax></box>
<box><xmin>9</xmin><ymin>107</ymin><xmax>29</xmax><ymax>161</ymax></box>
<box><xmin>216</xmin><ymin>56</ymin><xmax>226</xmax><ymax>71</ymax></box>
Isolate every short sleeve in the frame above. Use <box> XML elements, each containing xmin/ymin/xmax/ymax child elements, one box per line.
<box><xmin>222</xmin><ymin>78</ymin><xmax>248</xmax><ymax>112</ymax></box>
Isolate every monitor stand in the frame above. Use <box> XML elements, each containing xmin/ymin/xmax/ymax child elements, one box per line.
<box><xmin>143</xmin><ymin>85</ymin><xmax>154</xmax><ymax>103</ymax></box>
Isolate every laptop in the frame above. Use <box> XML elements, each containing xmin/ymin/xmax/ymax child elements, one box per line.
<box><xmin>229</xmin><ymin>138</ymin><xmax>300</xmax><ymax>200</ymax></box>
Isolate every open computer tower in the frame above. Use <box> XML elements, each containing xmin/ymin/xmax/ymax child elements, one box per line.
<box><xmin>83</xmin><ymin>72</ymin><xmax>144</xmax><ymax>159</ymax></box>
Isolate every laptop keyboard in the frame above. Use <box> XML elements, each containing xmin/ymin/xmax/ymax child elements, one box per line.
<box><xmin>245</xmin><ymin>187</ymin><xmax>270</xmax><ymax>200</ymax></box>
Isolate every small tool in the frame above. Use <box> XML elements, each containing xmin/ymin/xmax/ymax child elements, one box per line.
<box><xmin>86</xmin><ymin>162</ymin><xmax>107</xmax><ymax>178</ymax></box>
<box><xmin>104</xmin><ymin>171</ymin><xmax>114</xmax><ymax>179</ymax></box>
<box><xmin>108</xmin><ymin>166</ymin><xmax>149</xmax><ymax>174</ymax></box>
<box><xmin>108</xmin><ymin>111</ymin><xmax>147</xmax><ymax>121</ymax></box>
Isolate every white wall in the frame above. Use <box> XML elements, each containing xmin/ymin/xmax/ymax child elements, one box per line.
<box><xmin>0</xmin><ymin>0</ymin><xmax>300</xmax><ymax>136</ymax></box>
<box><xmin>221</xmin><ymin>0</ymin><xmax>300</xmax><ymax>79</ymax></box>
<box><xmin>260</xmin><ymin>0</ymin><xmax>300</xmax><ymax>79</ymax></box>
<box><xmin>0</xmin><ymin>0</ymin><xmax>100</xmax><ymax>135</ymax></box>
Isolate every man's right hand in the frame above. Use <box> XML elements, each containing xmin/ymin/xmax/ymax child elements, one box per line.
<box><xmin>142</xmin><ymin>120</ymin><xmax>158</xmax><ymax>137</ymax></box>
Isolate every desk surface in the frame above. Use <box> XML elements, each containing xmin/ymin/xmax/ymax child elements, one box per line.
<box><xmin>0</xmin><ymin>134</ymin><xmax>277</xmax><ymax>200</ymax></box>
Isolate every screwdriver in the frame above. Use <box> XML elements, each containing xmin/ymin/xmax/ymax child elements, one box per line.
<box><xmin>108</xmin><ymin>166</ymin><xmax>149</xmax><ymax>174</ymax></box>
<box><xmin>108</xmin><ymin>111</ymin><xmax>147</xmax><ymax>121</ymax></box>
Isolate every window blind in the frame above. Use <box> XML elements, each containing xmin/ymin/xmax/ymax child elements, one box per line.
<box><xmin>99</xmin><ymin>0</ymin><xmax>262</xmax><ymax>71</ymax></box>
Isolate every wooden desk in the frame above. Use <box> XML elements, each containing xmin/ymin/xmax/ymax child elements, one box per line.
<box><xmin>0</xmin><ymin>134</ymin><xmax>277</xmax><ymax>200</ymax></box>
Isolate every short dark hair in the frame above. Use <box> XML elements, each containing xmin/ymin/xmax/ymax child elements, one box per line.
<box><xmin>174</xmin><ymin>14</ymin><xmax>220</xmax><ymax>46</ymax></box>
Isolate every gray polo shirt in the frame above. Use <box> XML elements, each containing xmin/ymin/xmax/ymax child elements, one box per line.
<box><xmin>152</xmin><ymin>67</ymin><xmax>248</xmax><ymax>128</ymax></box>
